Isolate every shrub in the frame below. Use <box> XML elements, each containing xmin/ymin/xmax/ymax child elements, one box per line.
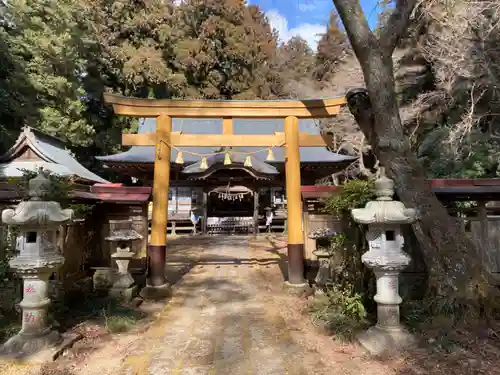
<box><xmin>310</xmin><ymin>284</ymin><xmax>369</xmax><ymax>341</ymax></box>
<box><xmin>309</xmin><ymin>179</ymin><xmax>377</xmax><ymax>339</ymax></box>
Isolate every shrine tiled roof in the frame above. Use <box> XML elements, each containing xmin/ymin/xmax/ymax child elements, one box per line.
<box><xmin>96</xmin><ymin>118</ymin><xmax>357</xmax><ymax>166</ymax></box>
<box><xmin>0</xmin><ymin>127</ymin><xmax>109</xmax><ymax>184</ymax></box>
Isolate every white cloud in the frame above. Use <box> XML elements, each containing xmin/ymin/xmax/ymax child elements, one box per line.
<box><xmin>297</xmin><ymin>3</ymin><xmax>317</xmax><ymax>12</ymax></box>
<box><xmin>297</xmin><ymin>0</ymin><xmax>330</xmax><ymax>13</ymax></box>
<box><xmin>266</xmin><ymin>9</ymin><xmax>324</xmax><ymax>51</ymax></box>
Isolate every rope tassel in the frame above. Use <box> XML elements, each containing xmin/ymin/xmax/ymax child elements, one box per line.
<box><xmin>175</xmin><ymin>151</ymin><xmax>184</xmax><ymax>164</ymax></box>
<box><xmin>266</xmin><ymin>148</ymin><xmax>275</xmax><ymax>161</ymax></box>
<box><xmin>244</xmin><ymin>155</ymin><xmax>252</xmax><ymax>167</ymax></box>
<box><xmin>224</xmin><ymin>152</ymin><xmax>232</xmax><ymax>165</ymax></box>
<box><xmin>200</xmin><ymin>156</ymin><xmax>208</xmax><ymax>170</ymax></box>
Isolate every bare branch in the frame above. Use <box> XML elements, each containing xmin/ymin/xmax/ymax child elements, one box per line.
<box><xmin>332</xmin><ymin>0</ymin><xmax>378</xmax><ymax>63</ymax></box>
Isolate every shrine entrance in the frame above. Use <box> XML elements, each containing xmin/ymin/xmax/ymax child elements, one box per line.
<box><xmin>103</xmin><ymin>94</ymin><xmax>346</xmax><ymax>291</ymax></box>
<box><xmin>207</xmin><ymin>185</ymin><xmax>253</xmax><ymax>217</ymax></box>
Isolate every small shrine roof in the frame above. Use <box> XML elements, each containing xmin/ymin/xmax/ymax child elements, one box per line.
<box><xmin>96</xmin><ymin>118</ymin><xmax>357</xmax><ymax>166</ymax></box>
<box><xmin>182</xmin><ymin>150</ymin><xmax>279</xmax><ymax>179</ymax></box>
<box><xmin>0</xmin><ymin>127</ymin><xmax>109</xmax><ymax>184</ymax></box>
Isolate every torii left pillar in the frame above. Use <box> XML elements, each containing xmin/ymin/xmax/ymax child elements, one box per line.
<box><xmin>141</xmin><ymin>114</ymin><xmax>172</xmax><ymax>299</ymax></box>
<box><xmin>284</xmin><ymin>116</ymin><xmax>306</xmax><ymax>286</ymax></box>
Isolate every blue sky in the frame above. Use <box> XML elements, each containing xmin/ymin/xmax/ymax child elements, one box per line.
<box><xmin>249</xmin><ymin>0</ymin><xmax>382</xmax><ymax>50</ymax></box>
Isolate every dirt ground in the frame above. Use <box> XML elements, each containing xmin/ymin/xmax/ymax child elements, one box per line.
<box><xmin>1</xmin><ymin>234</ymin><xmax>499</xmax><ymax>374</ymax></box>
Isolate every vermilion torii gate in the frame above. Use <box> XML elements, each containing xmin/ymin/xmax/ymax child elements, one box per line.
<box><xmin>103</xmin><ymin>93</ymin><xmax>346</xmax><ymax>293</ymax></box>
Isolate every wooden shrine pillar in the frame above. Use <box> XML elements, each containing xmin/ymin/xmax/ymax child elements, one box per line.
<box><xmin>202</xmin><ymin>190</ymin><xmax>208</xmax><ymax>234</ymax></box>
<box><xmin>284</xmin><ymin>116</ymin><xmax>305</xmax><ymax>285</ymax></box>
<box><xmin>148</xmin><ymin>114</ymin><xmax>172</xmax><ymax>288</ymax></box>
<box><xmin>253</xmin><ymin>189</ymin><xmax>259</xmax><ymax>235</ymax></box>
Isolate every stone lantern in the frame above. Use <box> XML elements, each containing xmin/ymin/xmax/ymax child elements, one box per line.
<box><xmin>1</xmin><ymin>172</ymin><xmax>73</xmax><ymax>356</ymax></box>
<box><xmin>105</xmin><ymin>219</ymin><xmax>142</xmax><ymax>301</ymax></box>
<box><xmin>308</xmin><ymin>228</ymin><xmax>338</xmax><ymax>292</ymax></box>
<box><xmin>351</xmin><ymin>168</ymin><xmax>417</xmax><ymax>356</ymax></box>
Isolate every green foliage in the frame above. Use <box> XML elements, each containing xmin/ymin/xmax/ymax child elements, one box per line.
<box><xmin>4</xmin><ymin>0</ymin><xmax>95</xmax><ymax>146</ymax></box>
<box><xmin>310</xmin><ymin>179</ymin><xmax>378</xmax><ymax>339</ymax></box>
<box><xmin>0</xmin><ymin>225</ymin><xmax>19</xmax><ymax>280</ymax></box>
<box><xmin>11</xmin><ymin>168</ymin><xmax>72</xmax><ymax>202</ymax></box>
<box><xmin>70</xmin><ymin>204</ymin><xmax>95</xmax><ymax>219</ymax></box>
<box><xmin>322</xmin><ymin>179</ymin><xmax>375</xmax><ymax>216</ymax></box>
<box><xmin>324</xmin><ymin>233</ymin><xmax>345</xmax><ymax>256</ymax></box>
<box><xmin>102</xmin><ymin>301</ymin><xmax>143</xmax><ymax>334</ymax></box>
<box><xmin>174</xmin><ymin>0</ymin><xmax>284</xmax><ymax>99</ymax></box>
<box><xmin>310</xmin><ymin>284</ymin><xmax>368</xmax><ymax>341</ymax></box>
<box><xmin>10</xmin><ymin>168</ymin><xmax>94</xmax><ymax>218</ymax></box>
<box><xmin>416</xmin><ymin>128</ymin><xmax>500</xmax><ymax>178</ymax></box>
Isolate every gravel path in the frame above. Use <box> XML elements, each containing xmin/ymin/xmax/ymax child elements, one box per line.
<box><xmin>0</xmin><ymin>235</ymin><xmax>397</xmax><ymax>375</ymax></box>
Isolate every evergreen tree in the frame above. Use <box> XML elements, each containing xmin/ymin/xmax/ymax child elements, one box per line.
<box><xmin>77</xmin><ymin>0</ymin><xmax>180</xmax><ymax>168</ymax></box>
<box><xmin>174</xmin><ymin>0</ymin><xmax>284</xmax><ymax>99</ymax></box>
<box><xmin>0</xmin><ymin>5</ymin><xmax>38</xmax><ymax>153</ymax></box>
<box><xmin>80</xmin><ymin>0</ymin><xmax>182</xmax><ymax>99</ymax></box>
<box><xmin>314</xmin><ymin>11</ymin><xmax>349</xmax><ymax>83</ymax></box>
<box><xmin>3</xmin><ymin>0</ymin><xmax>94</xmax><ymax>146</ymax></box>
<box><xmin>277</xmin><ymin>36</ymin><xmax>315</xmax><ymax>82</ymax></box>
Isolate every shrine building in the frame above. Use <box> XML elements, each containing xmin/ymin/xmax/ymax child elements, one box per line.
<box><xmin>97</xmin><ymin>117</ymin><xmax>356</xmax><ymax>235</ymax></box>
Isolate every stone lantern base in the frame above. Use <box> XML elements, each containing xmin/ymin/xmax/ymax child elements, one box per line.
<box><xmin>108</xmin><ymin>273</ymin><xmax>138</xmax><ymax>302</ymax></box>
<box><xmin>357</xmin><ymin>324</ymin><xmax>416</xmax><ymax>356</ymax></box>
<box><xmin>108</xmin><ymin>249</ymin><xmax>139</xmax><ymax>302</ymax></box>
<box><xmin>1</xmin><ymin>330</ymin><xmax>62</xmax><ymax>358</ymax></box>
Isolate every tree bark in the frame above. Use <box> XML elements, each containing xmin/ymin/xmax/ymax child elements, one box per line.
<box><xmin>332</xmin><ymin>0</ymin><xmax>493</xmax><ymax>303</ymax></box>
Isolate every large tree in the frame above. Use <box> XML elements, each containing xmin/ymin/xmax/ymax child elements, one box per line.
<box><xmin>332</xmin><ymin>0</ymin><xmax>494</xmax><ymax>308</ymax></box>
<box><xmin>76</xmin><ymin>0</ymin><xmax>180</xmax><ymax>169</ymax></box>
<box><xmin>3</xmin><ymin>0</ymin><xmax>94</xmax><ymax>146</ymax></box>
<box><xmin>314</xmin><ymin>10</ymin><xmax>349</xmax><ymax>83</ymax></box>
<box><xmin>0</xmin><ymin>6</ymin><xmax>38</xmax><ymax>153</ymax></box>
<box><xmin>394</xmin><ymin>1</ymin><xmax>500</xmax><ymax>179</ymax></box>
<box><xmin>276</xmin><ymin>36</ymin><xmax>316</xmax><ymax>97</ymax></box>
<box><xmin>174</xmin><ymin>0</ymin><xmax>284</xmax><ymax>99</ymax></box>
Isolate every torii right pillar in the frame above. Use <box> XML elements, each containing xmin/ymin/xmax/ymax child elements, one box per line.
<box><xmin>284</xmin><ymin>116</ymin><xmax>306</xmax><ymax>285</ymax></box>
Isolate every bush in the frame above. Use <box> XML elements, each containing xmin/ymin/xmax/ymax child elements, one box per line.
<box><xmin>104</xmin><ymin>315</ymin><xmax>137</xmax><ymax>333</ymax></box>
<box><xmin>309</xmin><ymin>179</ymin><xmax>377</xmax><ymax>339</ymax></box>
<box><xmin>9</xmin><ymin>168</ymin><xmax>94</xmax><ymax>219</ymax></box>
<box><xmin>310</xmin><ymin>284</ymin><xmax>369</xmax><ymax>341</ymax></box>
<box><xmin>102</xmin><ymin>301</ymin><xmax>144</xmax><ymax>334</ymax></box>
<box><xmin>322</xmin><ymin>179</ymin><xmax>375</xmax><ymax>216</ymax></box>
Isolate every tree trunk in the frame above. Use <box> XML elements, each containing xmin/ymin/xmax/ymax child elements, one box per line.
<box><xmin>332</xmin><ymin>0</ymin><xmax>494</xmax><ymax>304</ymax></box>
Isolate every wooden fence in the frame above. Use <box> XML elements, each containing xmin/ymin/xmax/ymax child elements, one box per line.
<box><xmin>469</xmin><ymin>216</ymin><xmax>500</xmax><ymax>277</ymax></box>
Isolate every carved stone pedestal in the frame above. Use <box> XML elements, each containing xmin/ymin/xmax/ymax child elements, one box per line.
<box><xmin>357</xmin><ymin>324</ymin><xmax>415</xmax><ymax>356</ymax></box>
<box><xmin>2</xmin><ymin>269</ymin><xmax>63</xmax><ymax>356</ymax></box>
<box><xmin>105</xmin><ymin>220</ymin><xmax>143</xmax><ymax>302</ymax></box>
<box><xmin>109</xmin><ymin>247</ymin><xmax>138</xmax><ymax>302</ymax></box>
<box><xmin>314</xmin><ymin>255</ymin><xmax>330</xmax><ymax>293</ymax></box>
<box><xmin>91</xmin><ymin>267</ymin><xmax>114</xmax><ymax>292</ymax></box>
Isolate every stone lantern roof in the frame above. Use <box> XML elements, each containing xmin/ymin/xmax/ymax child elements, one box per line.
<box><xmin>1</xmin><ymin>172</ymin><xmax>73</xmax><ymax>226</ymax></box>
<box><xmin>105</xmin><ymin>229</ymin><xmax>143</xmax><ymax>242</ymax></box>
<box><xmin>351</xmin><ymin>169</ymin><xmax>417</xmax><ymax>225</ymax></box>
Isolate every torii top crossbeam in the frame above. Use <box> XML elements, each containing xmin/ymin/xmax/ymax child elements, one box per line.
<box><xmin>103</xmin><ymin>93</ymin><xmax>346</xmax><ymax>118</ymax></box>
<box><xmin>104</xmin><ymin>93</ymin><xmax>346</xmax><ymax>148</ymax></box>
